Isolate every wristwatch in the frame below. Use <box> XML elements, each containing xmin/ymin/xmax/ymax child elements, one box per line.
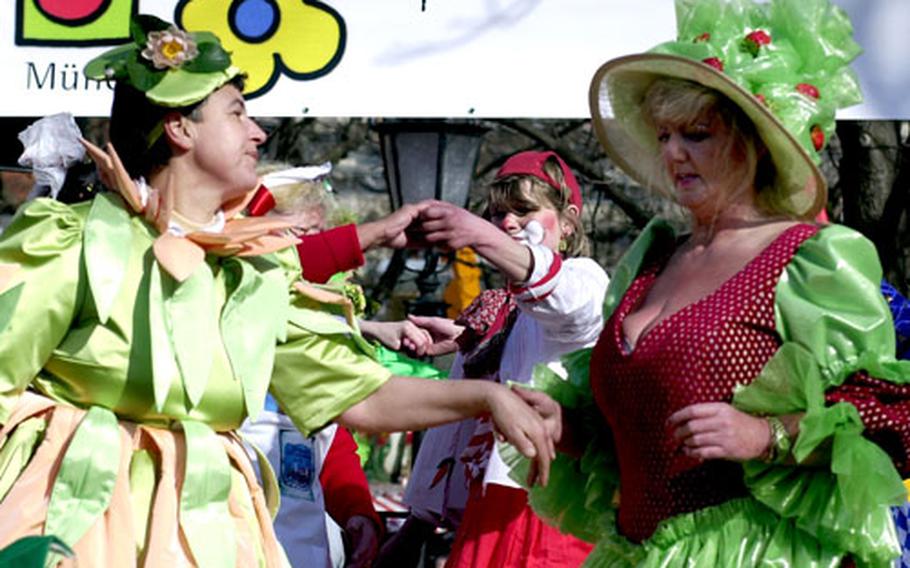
<box><xmin>762</xmin><ymin>416</ymin><xmax>792</xmax><ymax>463</ymax></box>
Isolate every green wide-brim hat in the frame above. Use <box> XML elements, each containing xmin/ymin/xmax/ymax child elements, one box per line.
<box><xmin>589</xmin><ymin>0</ymin><xmax>863</xmax><ymax>221</ymax></box>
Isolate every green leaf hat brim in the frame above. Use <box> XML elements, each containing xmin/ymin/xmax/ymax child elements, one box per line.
<box><xmin>146</xmin><ymin>65</ymin><xmax>242</xmax><ymax>107</ymax></box>
<box><xmin>590</xmin><ymin>54</ymin><xmax>826</xmax><ymax>221</ymax></box>
<box><xmin>84</xmin><ymin>56</ymin><xmax>242</xmax><ymax>108</ymax></box>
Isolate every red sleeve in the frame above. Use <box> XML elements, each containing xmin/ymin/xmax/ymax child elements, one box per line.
<box><xmin>826</xmin><ymin>371</ymin><xmax>910</xmax><ymax>476</ymax></box>
<box><xmin>320</xmin><ymin>427</ymin><xmax>383</xmax><ymax>532</ymax></box>
<box><xmin>297</xmin><ymin>224</ymin><xmax>365</xmax><ymax>284</ymax></box>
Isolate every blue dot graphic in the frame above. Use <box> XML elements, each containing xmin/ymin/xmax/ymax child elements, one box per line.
<box><xmin>234</xmin><ymin>0</ymin><xmax>277</xmax><ymax>41</ymax></box>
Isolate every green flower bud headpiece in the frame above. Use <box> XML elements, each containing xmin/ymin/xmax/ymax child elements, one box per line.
<box><xmin>84</xmin><ymin>15</ymin><xmax>241</xmax><ymax>108</ymax></box>
<box><xmin>590</xmin><ymin>0</ymin><xmax>863</xmax><ymax>220</ymax></box>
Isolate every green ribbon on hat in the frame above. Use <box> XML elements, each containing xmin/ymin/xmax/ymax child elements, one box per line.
<box><xmin>652</xmin><ymin>0</ymin><xmax>862</xmax><ymax>162</ymax></box>
<box><xmin>84</xmin><ymin>14</ymin><xmax>241</xmax><ymax>108</ymax></box>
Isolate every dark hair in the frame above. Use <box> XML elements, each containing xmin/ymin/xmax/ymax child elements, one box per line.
<box><xmin>56</xmin><ymin>159</ymin><xmax>104</xmax><ymax>204</ymax></box>
<box><xmin>108</xmin><ymin>75</ymin><xmax>246</xmax><ymax>179</ymax></box>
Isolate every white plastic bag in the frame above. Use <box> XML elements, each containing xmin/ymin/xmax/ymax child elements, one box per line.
<box><xmin>17</xmin><ymin>113</ymin><xmax>85</xmax><ymax>199</ymax></box>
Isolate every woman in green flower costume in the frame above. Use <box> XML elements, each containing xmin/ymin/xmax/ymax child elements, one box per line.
<box><xmin>506</xmin><ymin>0</ymin><xmax>910</xmax><ymax>566</ymax></box>
<box><xmin>0</xmin><ymin>16</ymin><xmax>555</xmax><ymax>567</ymax></box>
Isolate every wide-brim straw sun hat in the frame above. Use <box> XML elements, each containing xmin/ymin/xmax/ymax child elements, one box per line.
<box><xmin>589</xmin><ymin>0</ymin><xmax>864</xmax><ymax>221</ymax></box>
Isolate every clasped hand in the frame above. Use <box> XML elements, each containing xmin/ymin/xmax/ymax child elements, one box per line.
<box><xmin>492</xmin><ymin>385</ymin><xmax>564</xmax><ymax>487</ymax></box>
<box><xmin>374</xmin><ymin>200</ymin><xmax>500</xmax><ymax>252</ymax></box>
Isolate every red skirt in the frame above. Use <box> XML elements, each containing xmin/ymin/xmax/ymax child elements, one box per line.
<box><xmin>445</xmin><ymin>483</ymin><xmax>593</xmax><ymax>568</ymax></box>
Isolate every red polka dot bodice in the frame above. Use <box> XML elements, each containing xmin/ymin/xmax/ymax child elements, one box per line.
<box><xmin>590</xmin><ymin>223</ymin><xmax>818</xmax><ymax>543</ymax></box>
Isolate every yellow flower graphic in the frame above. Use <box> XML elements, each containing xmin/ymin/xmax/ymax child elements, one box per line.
<box><xmin>177</xmin><ymin>0</ymin><xmax>345</xmax><ymax>98</ymax></box>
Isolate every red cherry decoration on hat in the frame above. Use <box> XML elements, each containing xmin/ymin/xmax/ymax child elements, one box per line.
<box><xmin>702</xmin><ymin>57</ymin><xmax>724</xmax><ymax>71</ymax></box>
<box><xmin>742</xmin><ymin>30</ymin><xmax>771</xmax><ymax>57</ymax></box>
<box><xmin>694</xmin><ymin>32</ymin><xmax>711</xmax><ymax>43</ymax></box>
<box><xmin>755</xmin><ymin>93</ymin><xmax>768</xmax><ymax>106</ymax></box>
<box><xmin>796</xmin><ymin>83</ymin><xmax>821</xmax><ymax>100</ymax></box>
<box><xmin>746</xmin><ymin>30</ymin><xmax>771</xmax><ymax>45</ymax></box>
<box><xmin>810</xmin><ymin>125</ymin><xmax>825</xmax><ymax>151</ymax></box>
<box><xmin>35</xmin><ymin>0</ymin><xmax>106</xmax><ymax>23</ymax></box>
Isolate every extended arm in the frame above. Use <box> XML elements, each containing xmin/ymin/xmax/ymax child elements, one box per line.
<box><xmin>417</xmin><ymin>200</ymin><xmax>533</xmax><ymax>282</ymax></box>
<box><xmin>339</xmin><ymin>376</ymin><xmax>554</xmax><ymax>485</ymax></box>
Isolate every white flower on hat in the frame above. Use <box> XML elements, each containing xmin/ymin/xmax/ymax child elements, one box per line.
<box><xmin>141</xmin><ymin>26</ymin><xmax>199</xmax><ymax>70</ymax></box>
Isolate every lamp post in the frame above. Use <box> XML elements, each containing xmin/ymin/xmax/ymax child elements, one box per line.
<box><xmin>374</xmin><ymin>120</ymin><xmax>486</xmax><ymax>315</ymax></box>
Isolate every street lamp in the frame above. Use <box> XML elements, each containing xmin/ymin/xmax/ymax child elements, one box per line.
<box><xmin>377</xmin><ymin>120</ymin><xmax>486</xmax><ymax>210</ymax></box>
<box><xmin>374</xmin><ymin>120</ymin><xmax>486</xmax><ymax>315</ymax></box>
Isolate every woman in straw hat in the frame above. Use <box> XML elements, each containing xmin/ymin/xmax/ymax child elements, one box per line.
<box><xmin>0</xmin><ymin>15</ymin><xmax>555</xmax><ymax>566</ymax></box>
<box><xmin>507</xmin><ymin>0</ymin><xmax>910</xmax><ymax>566</ymax></box>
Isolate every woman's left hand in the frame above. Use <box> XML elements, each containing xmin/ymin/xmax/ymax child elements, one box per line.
<box><xmin>668</xmin><ymin>402</ymin><xmax>769</xmax><ymax>462</ymax></box>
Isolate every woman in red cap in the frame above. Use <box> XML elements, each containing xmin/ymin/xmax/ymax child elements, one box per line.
<box><xmin>381</xmin><ymin>150</ymin><xmax>609</xmax><ymax>567</ymax></box>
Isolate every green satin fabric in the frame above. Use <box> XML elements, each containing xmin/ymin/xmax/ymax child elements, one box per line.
<box><xmin>242</xmin><ymin>432</ymin><xmax>280</xmax><ymax>519</ymax></box>
<box><xmin>584</xmin><ymin>498</ymin><xmax>843</xmax><ymax>568</ymax></box>
<box><xmin>84</xmin><ymin>191</ymin><xmax>132</xmax><ymax>324</ymax></box>
<box><xmin>0</xmin><ymin>283</ymin><xmax>23</xmax><ymax>337</ymax></box>
<box><xmin>506</xmin><ymin>219</ymin><xmax>907</xmax><ymax>566</ymax></box>
<box><xmin>180</xmin><ymin>420</ymin><xmax>235</xmax><ymax>567</ymax></box>
<box><xmin>0</xmin><ymin>196</ymin><xmax>391</xmax><ymax>561</ymax></box>
<box><xmin>374</xmin><ymin>345</ymin><xmax>447</xmax><ymax>379</ymax></box>
<box><xmin>0</xmin><ymin>535</ymin><xmax>74</xmax><ymax>567</ymax></box>
<box><xmin>220</xmin><ymin>256</ymin><xmax>289</xmax><ymax>423</ymax></box>
<box><xmin>600</xmin><ymin>218</ymin><xmax>676</xmax><ymax>322</ymax></box>
<box><xmin>270</xmin><ymin>304</ymin><xmax>391</xmax><ymax>437</ymax></box>
<box><xmin>0</xmin><ymin>195</ymin><xmax>383</xmax><ymax>432</ymax></box>
<box><xmin>0</xmin><ymin>416</ymin><xmax>45</xmax><ymax>501</ymax></box>
<box><xmin>0</xmin><ymin>199</ymin><xmax>85</xmax><ymax>424</ymax></box>
<box><xmin>45</xmin><ymin>406</ymin><xmax>120</xmax><ymax>547</ymax></box>
<box><xmin>129</xmin><ymin>449</ymin><xmax>155</xmax><ymax>555</ymax></box>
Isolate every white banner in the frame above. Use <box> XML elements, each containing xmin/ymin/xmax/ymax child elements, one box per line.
<box><xmin>2</xmin><ymin>0</ymin><xmax>907</xmax><ymax>118</ymax></box>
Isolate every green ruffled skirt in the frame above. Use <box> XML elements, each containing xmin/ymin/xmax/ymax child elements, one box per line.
<box><xmin>584</xmin><ymin>498</ymin><xmax>844</xmax><ymax>567</ymax></box>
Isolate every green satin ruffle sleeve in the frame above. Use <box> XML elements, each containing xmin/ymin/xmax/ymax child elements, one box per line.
<box><xmin>269</xmin><ymin>303</ymin><xmax>391</xmax><ymax>438</ymax></box>
<box><xmin>266</xmin><ymin>248</ymin><xmax>392</xmax><ymax>437</ymax></box>
<box><xmin>506</xmin><ymin>220</ymin><xmax>908</xmax><ymax>567</ymax></box>
<box><xmin>0</xmin><ymin>199</ymin><xmax>85</xmax><ymax>424</ymax></box>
